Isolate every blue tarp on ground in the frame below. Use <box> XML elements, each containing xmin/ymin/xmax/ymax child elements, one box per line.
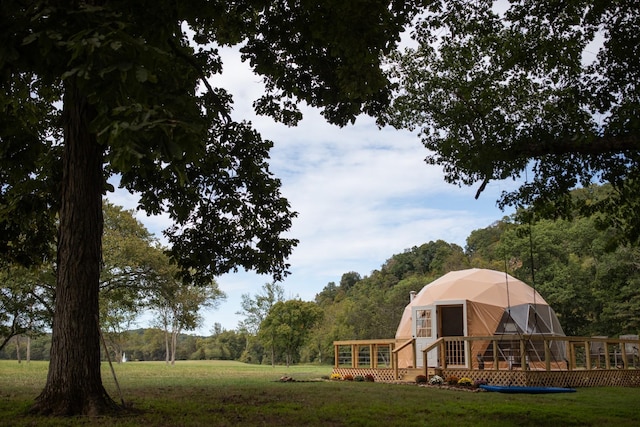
<box><xmin>480</xmin><ymin>385</ymin><xmax>576</xmax><ymax>394</ymax></box>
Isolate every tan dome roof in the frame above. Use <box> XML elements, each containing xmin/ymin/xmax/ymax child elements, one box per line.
<box><xmin>409</xmin><ymin>268</ymin><xmax>549</xmax><ymax>308</ymax></box>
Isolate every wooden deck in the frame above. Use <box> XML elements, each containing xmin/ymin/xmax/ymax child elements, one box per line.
<box><xmin>333</xmin><ymin>335</ymin><xmax>640</xmax><ymax>387</ymax></box>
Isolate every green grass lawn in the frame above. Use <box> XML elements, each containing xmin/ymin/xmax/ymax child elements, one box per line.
<box><xmin>1</xmin><ymin>360</ymin><xmax>639</xmax><ymax>426</ymax></box>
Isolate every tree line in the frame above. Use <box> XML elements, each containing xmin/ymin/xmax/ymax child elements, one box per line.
<box><xmin>1</xmin><ymin>202</ymin><xmax>225</xmax><ymax>364</ymax></box>
<box><xmin>2</xmin><ymin>0</ymin><xmax>637</xmax><ymax>415</ymax></box>
<box><xmin>4</xmin><ymin>185</ymin><xmax>638</xmax><ymax>365</ymax></box>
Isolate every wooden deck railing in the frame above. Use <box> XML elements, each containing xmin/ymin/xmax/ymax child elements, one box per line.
<box><xmin>334</xmin><ymin>335</ymin><xmax>640</xmax><ymax>380</ymax></box>
<box><xmin>333</xmin><ymin>339</ymin><xmax>397</xmax><ymax>370</ymax></box>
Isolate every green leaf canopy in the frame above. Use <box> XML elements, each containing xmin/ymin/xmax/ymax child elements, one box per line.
<box><xmin>384</xmin><ymin>0</ymin><xmax>640</xmax><ymax>241</ymax></box>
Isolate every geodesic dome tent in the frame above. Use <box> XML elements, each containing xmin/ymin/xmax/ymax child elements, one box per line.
<box><xmin>395</xmin><ymin>268</ymin><xmax>566</xmax><ymax>368</ymax></box>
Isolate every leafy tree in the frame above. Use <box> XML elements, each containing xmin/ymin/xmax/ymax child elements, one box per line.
<box><xmin>339</xmin><ymin>272</ymin><xmax>362</xmax><ymax>291</ymax></box>
<box><xmin>466</xmin><ymin>218</ymin><xmax>516</xmax><ymax>269</ymax></box>
<box><xmin>99</xmin><ymin>287</ymin><xmax>138</xmax><ymax>364</ymax></box>
<box><xmin>494</xmin><ymin>209</ymin><xmax>640</xmax><ymax>337</ymax></box>
<box><xmin>237</xmin><ymin>282</ymin><xmax>285</xmax><ymax>335</ymax></box>
<box><xmin>100</xmin><ymin>202</ymin><xmax>167</xmax><ymax>363</ymax></box>
<box><xmin>314</xmin><ymin>281</ymin><xmax>343</xmax><ymax>306</ymax></box>
<box><xmin>595</xmin><ymin>246</ymin><xmax>640</xmax><ymax>335</ymax></box>
<box><xmin>380</xmin><ymin>241</ymin><xmax>466</xmax><ymax>281</ymax></box>
<box><xmin>258</xmin><ymin>299</ymin><xmax>322</xmax><ymax>367</ymax></box>
<box><xmin>498</xmin><ymin>218</ymin><xmax>597</xmax><ymax>335</ymax></box>
<box><xmin>0</xmin><ymin>332</ymin><xmax>50</xmax><ymax>361</ymax></box>
<box><xmin>304</xmin><ymin>302</ymin><xmax>345</xmax><ymax>364</ymax></box>
<box><xmin>198</xmin><ymin>328</ymin><xmax>246</xmax><ymax>360</ymax></box>
<box><xmin>237</xmin><ymin>282</ymin><xmax>284</xmax><ymax>363</ymax></box>
<box><xmin>427</xmin><ymin>241</ymin><xmax>469</xmax><ymax>274</ymax></box>
<box><xmin>314</xmin><ymin>241</ymin><xmax>469</xmax><ymax>342</ymax></box>
<box><xmin>150</xmin><ymin>274</ymin><xmax>225</xmax><ymax>365</ymax></box>
<box><xmin>384</xmin><ymin>0</ymin><xmax>640</xmax><ymax>242</ymax></box>
<box><xmin>2</xmin><ymin>0</ymin><xmax>417</xmax><ymax>414</ymax></box>
<box><xmin>139</xmin><ymin>328</ymin><xmax>166</xmax><ymax>361</ymax></box>
<box><xmin>0</xmin><ymin>265</ymin><xmax>54</xmax><ymax>353</ymax></box>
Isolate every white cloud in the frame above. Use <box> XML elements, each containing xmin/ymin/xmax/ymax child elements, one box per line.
<box><xmin>115</xmin><ymin>46</ymin><xmax>518</xmax><ymax>333</ymax></box>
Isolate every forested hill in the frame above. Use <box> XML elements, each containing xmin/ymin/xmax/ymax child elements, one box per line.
<box><xmin>312</xmin><ymin>205</ymin><xmax>640</xmax><ymax>348</ymax></box>
<box><xmin>3</xmin><ymin>186</ymin><xmax>639</xmax><ymax>364</ymax></box>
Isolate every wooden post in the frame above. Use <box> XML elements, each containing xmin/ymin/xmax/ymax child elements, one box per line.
<box><xmin>568</xmin><ymin>341</ymin><xmax>575</xmax><ymax>371</ymax></box>
<box><xmin>372</xmin><ymin>344</ymin><xmax>377</xmax><ymax>369</ymax></box>
<box><xmin>544</xmin><ymin>339</ymin><xmax>551</xmax><ymax>371</ymax></box>
<box><xmin>393</xmin><ymin>348</ymin><xmax>399</xmax><ymax>380</ymax></box>
<box><xmin>412</xmin><ymin>340</ymin><xmax>417</xmax><ymax>369</ymax></box>
<box><xmin>424</xmin><ymin>348</ymin><xmax>428</xmax><ymax>379</ymax></box>
<box><xmin>584</xmin><ymin>340</ymin><xmax>591</xmax><ymax>370</ymax></box>
<box><xmin>621</xmin><ymin>341</ymin><xmax>628</xmax><ymax>369</ymax></box>
<box><xmin>520</xmin><ymin>339</ymin><xmax>527</xmax><ymax>371</ymax></box>
<box><xmin>440</xmin><ymin>340</ymin><xmax>447</xmax><ymax>368</ymax></box>
<box><xmin>334</xmin><ymin>344</ymin><xmax>339</xmax><ymax>368</ymax></box>
<box><xmin>604</xmin><ymin>341</ymin><xmax>611</xmax><ymax>370</ymax></box>
<box><xmin>352</xmin><ymin>345</ymin><xmax>357</xmax><ymax>368</ymax></box>
<box><xmin>370</xmin><ymin>344</ymin><xmax>374</xmax><ymax>368</ymax></box>
<box><xmin>492</xmin><ymin>339</ymin><xmax>499</xmax><ymax>370</ymax></box>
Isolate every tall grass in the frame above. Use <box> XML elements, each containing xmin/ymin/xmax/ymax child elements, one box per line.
<box><xmin>1</xmin><ymin>360</ymin><xmax>639</xmax><ymax>426</ymax></box>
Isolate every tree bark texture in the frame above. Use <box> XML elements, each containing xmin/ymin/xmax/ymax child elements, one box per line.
<box><xmin>32</xmin><ymin>80</ymin><xmax>117</xmax><ymax>415</ymax></box>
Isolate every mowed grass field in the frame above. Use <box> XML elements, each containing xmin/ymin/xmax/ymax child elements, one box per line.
<box><xmin>1</xmin><ymin>360</ymin><xmax>640</xmax><ymax>426</ymax></box>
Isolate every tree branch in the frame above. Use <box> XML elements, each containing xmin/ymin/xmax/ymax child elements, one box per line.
<box><xmin>510</xmin><ymin>133</ymin><xmax>640</xmax><ymax>159</ymax></box>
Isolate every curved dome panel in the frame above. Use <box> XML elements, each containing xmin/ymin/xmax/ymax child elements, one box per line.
<box><xmin>396</xmin><ymin>268</ymin><xmax>563</xmax><ymax>340</ymax></box>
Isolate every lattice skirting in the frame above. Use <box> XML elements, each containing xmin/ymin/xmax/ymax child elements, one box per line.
<box><xmin>438</xmin><ymin>369</ymin><xmax>640</xmax><ymax>387</ymax></box>
<box><xmin>332</xmin><ymin>368</ymin><xmax>409</xmax><ymax>383</ymax></box>
<box><xmin>332</xmin><ymin>367</ymin><xmax>640</xmax><ymax>387</ymax></box>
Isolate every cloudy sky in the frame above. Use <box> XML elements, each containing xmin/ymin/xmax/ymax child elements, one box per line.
<box><xmin>109</xmin><ymin>47</ymin><xmax>519</xmax><ymax>334</ymax></box>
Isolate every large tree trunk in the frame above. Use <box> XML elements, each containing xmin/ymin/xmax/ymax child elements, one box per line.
<box><xmin>31</xmin><ymin>80</ymin><xmax>117</xmax><ymax>415</ymax></box>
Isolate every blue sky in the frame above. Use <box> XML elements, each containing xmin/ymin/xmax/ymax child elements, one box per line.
<box><xmin>108</xmin><ymin>47</ymin><xmax>519</xmax><ymax>334</ymax></box>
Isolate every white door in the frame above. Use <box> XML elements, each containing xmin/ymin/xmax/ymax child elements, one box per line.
<box><xmin>412</xmin><ymin>305</ymin><xmax>438</xmax><ymax>368</ymax></box>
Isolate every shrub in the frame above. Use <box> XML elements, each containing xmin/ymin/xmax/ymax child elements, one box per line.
<box><xmin>457</xmin><ymin>377</ymin><xmax>473</xmax><ymax>387</ymax></box>
<box><xmin>446</xmin><ymin>376</ymin><xmax>460</xmax><ymax>385</ymax></box>
<box><xmin>343</xmin><ymin>374</ymin><xmax>354</xmax><ymax>381</ymax></box>
<box><xmin>365</xmin><ymin>374</ymin><xmax>375</xmax><ymax>382</ymax></box>
<box><xmin>354</xmin><ymin>375</ymin><xmax>365</xmax><ymax>382</ymax></box>
<box><xmin>415</xmin><ymin>375</ymin><xmax>428</xmax><ymax>384</ymax></box>
<box><xmin>330</xmin><ymin>373</ymin><xmax>341</xmax><ymax>381</ymax></box>
<box><xmin>429</xmin><ymin>375</ymin><xmax>444</xmax><ymax>385</ymax></box>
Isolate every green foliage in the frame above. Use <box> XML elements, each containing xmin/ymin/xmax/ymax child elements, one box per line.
<box><xmin>339</xmin><ymin>272</ymin><xmax>361</xmax><ymax>292</ymax></box>
<box><xmin>100</xmin><ymin>201</ymin><xmax>172</xmax><ymax>360</ymax></box>
<box><xmin>306</xmin><ymin>185</ymin><xmax>640</xmax><ymax>349</ymax></box>
<box><xmin>236</xmin><ymin>0</ymin><xmax>422</xmax><ymax>126</ymax></box>
<box><xmin>384</xmin><ymin>0</ymin><xmax>640</xmax><ymax>244</ymax></box>
<box><xmin>0</xmin><ymin>265</ymin><xmax>53</xmax><ymax>352</ymax></box>
<box><xmin>498</xmin><ymin>213</ymin><xmax>640</xmax><ymax>336</ymax></box>
<box><xmin>237</xmin><ymin>282</ymin><xmax>285</xmax><ymax>334</ymax></box>
<box><xmin>312</xmin><ymin>241</ymin><xmax>467</xmax><ymax>342</ymax></box>
<box><xmin>2</xmin><ymin>1</ymin><xmax>419</xmax><ymax>411</ymax></box>
<box><xmin>314</xmin><ymin>281</ymin><xmax>343</xmax><ymax>307</ymax></box>
<box><xmin>259</xmin><ymin>299</ymin><xmax>322</xmax><ymax>366</ymax></box>
<box><xmin>236</xmin><ymin>282</ymin><xmax>285</xmax><ymax>364</ymax></box>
